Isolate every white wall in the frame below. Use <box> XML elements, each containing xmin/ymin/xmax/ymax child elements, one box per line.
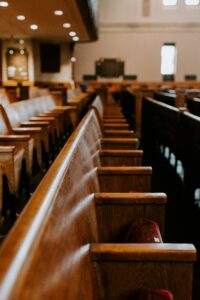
<box><xmin>74</xmin><ymin>0</ymin><xmax>200</xmax><ymax>81</ymax></box>
<box><xmin>75</xmin><ymin>31</ymin><xmax>200</xmax><ymax>81</ymax></box>
<box><xmin>100</xmin><ymin>0</ymin><xmax>200</xmax><ymax>24</ymax></box>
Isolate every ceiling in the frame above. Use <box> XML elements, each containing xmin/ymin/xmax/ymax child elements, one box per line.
<box><xmin>0</xmin><ymin>0</ymin><xmax>90</xmax><ymax>42</ymax></box>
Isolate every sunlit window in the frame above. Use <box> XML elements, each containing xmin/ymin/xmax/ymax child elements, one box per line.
<box><xmin>185</xmin><ymin>0</ymin><xmax>199</xmax><ymax>5</ymax></box>
<box><xmin>163</xmin><ymin>0</ymin><xmax>177</xmax><ymax>6</ymax></box>
<box><xmin>161</xmin><ymin>44</ymin><xmax>176</xmax><ymax>75</ymax></box>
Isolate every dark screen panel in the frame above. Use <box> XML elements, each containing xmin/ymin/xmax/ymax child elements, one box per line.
<box><xmin>185</xmin><ymin>74</ymin><xmax>197</xmax><ymax>81</ymax></box>
<box><xmin>96</xmin><ymin>58</ymin><xmax>124</xmax><ymax>78</ymax></box>
<box><xmin>40</xmin><ymin>43</ymin><xmax>61</xmax><ymax>73</ymax></box>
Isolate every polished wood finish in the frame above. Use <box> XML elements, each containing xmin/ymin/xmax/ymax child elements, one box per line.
<box><xmin>98</xmin><ymin>166</ymin><xmax>152</xmax><ymax>192</ymax></box>
<box><xmin>91</xmin><ymin>243</ymin><xmax>196</xmax><ymax>300</ymax></box>
<box><xmin>95</xmin><ymin>192</ymin><xmax>166</xmax><ymax>240</ymax></box>
<box><xmin>99</xmin><ymin>149</ymin><xmax>143</xmax><ymax>166</ymax></box>
<box><xmin>0</xmin><ymin>106</ymin><xmax>196</xmax><ymax>300</ymax></box>
<box><xmin>101</xmin><ymin>138</ymin><xmax>139</xmax><ymax>150</ymax></box>
<box><xmin>0</xmin><ymin>109</ymin><xmax>165</xmax><ymax>298</ymax></box>
<box><xmin>91</xmin><ymin>96</ymin><xmax>135</xmax><ymax>138</ymax></box>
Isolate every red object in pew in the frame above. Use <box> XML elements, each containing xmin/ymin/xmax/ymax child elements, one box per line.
<box><xmin>124</xmin><ymin>218</ymin><xmax>163</xmax><ymax>243</ymax></box>
<box><xmin>138</xmin><ymin>289</ymin><xmax>174</xmax><ymax>300</ymax></box>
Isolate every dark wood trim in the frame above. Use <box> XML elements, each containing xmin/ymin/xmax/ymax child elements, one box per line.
<box><xmin>76</xmin><ymin>0</ymin><xmax>98</xmax><ymax>41</ymax></box>
<box><xmin>0</xmin><ymin>39</ymin><xmax>2</xmax><ymax>84</ymax></box>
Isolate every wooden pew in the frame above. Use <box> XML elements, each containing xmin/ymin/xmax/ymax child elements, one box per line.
<box><xmin>154</xmin><ymin>91</ymin><xmax>177</xmax><ymax>107</ymax></box>
<box><xmin>91</xmin><ymin>96</ymin><xmax>134</xmax><ymax>138</ymax></box>
<box><xmin>186</xmin><ymin>97</ymin><xmax>200</xmax><ymax>117</ymax></box>
<box><xmin>120</xmin><ymin>87</ymin><xmax>155</xmax><ymax>138</ymax></box>
<box><xmin>101</xmin><ymin>137</ymin><xmax>139</xmax><ymax>150</ymax></box>
<box><xmin>1</xmin><ymin>94</ymin><xmax>78</xmax><ymax>160</ymax></box>
<box><xmin>91</xmin><ymin>95</ymin><xmax>128</xmax><ymax>123</ymax></box>
<box><xmin>0</xmin><ymin>89</ymin><xmax>10</xmax><ymax>107</ymax></box>
<box><xmin>179</xmin><ymin>111</ymin><xmax>200</xmax><ymax>205</ymax></box>
<box><xmin>91</xmin><ymin>243</ymin><xmax>195</xmax><ymax>300</ymax></box>
<box><xmin>99</xmin><ymin>149</ymin><xmax>143</xmax><ymax>166</ymax></box>
<box><xmin>141</xmin><ymin>97</ymin><xmax>181</xmax><ymax>166</ymax></box>
<box><xmin>0</xmin><ymin>108</ymin><xmax>196</xmax><ymax>300</ymax></box>
<box><xmin>0</xmin><ymin>114</ymin><xmax>34</xmax><ymax>230</ymax></box>
<box><xmin>0</xmin><ymin>146</ymin><xmax>25</xmax><ymax>230</ymax></box>
<box><xmin>0</xmin><ymin>104</ymin><xmax>45</xmax><ymax>172</ymax></box>
<box><xmin>95</xmin><ymin>192</ymin><xmax>166</xmax><ymax>240</ymax></box>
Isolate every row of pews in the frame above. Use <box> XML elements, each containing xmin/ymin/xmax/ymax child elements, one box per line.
<box><xmin>141</xmin><ymin>91</ymin><xmax>200</xmax><ymax>201</ymax></box>
<box><xmin>0</xmin><ymin>89</ymin><xmax>95</xmax><ymax>236</ymax></box>
<box><xmin>0</xmin><ymin>91</ymin><xmax>196</xmax><ymax>299</ymax></box>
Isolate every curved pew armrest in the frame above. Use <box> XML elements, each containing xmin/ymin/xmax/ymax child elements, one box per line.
<box><xmin>90</xmin><ymin>243</ymin><xmax>197</xmax><ymax>261</ymax></box>
<box><xmin>97</xmin><ymin>166</ymin><xmax>152</xmax><ymax>175</ymax></box>
<box><xmin>104</xmin><ymin>129</ymin><xmax>135</xmax><ymax>139</ymax></box>
<box><xmin>95</xmin><ymin>193</ymin><xmax>167</xmax><ymax>241</ymax></box>
<box><xmin>97</xmin><ymin>167</ymin><xmax>152</xmax><ymax>193</ymax></box>
<box><xmin>13</xmin><ymin>127</ymin><xmax>42</xmax><ymax>134</ymax></box>
<box><xmin>101</xmin><ymin>138</ymin><xmax>138</xmax><ymax>143</ymax></box>
<box><xmin>95</xmin><ymin>192</ymin><xmax>167</xmax><ymax>205</ymax></box>
<box><xmin>30</xmin><ymin>116</ymin><xmax>55</xmax><ymax>121</ymax></box>
<box><xmin>0</xmin><ymin>146</ymin><xmax>15</xmax><ymax>153</ymax></box>
<box><xmin>99</xmin><ymin>149</ymin><xmax>143</xmax><ymax>156</ymax></box>
<box><xmin>21</xmin><ymin>121</ymin><xmax>50</xmax><ymax>127</ymax></box>
<box><xmin>53</xmin><ymin>105</ymin><xmax>77</xmax><ymax>112</ymax></box>
<box><xmin>101</xmin><ymin>138</ymin><xmax>139</xmax><ymax>149</ymax></box>
<box><xmin>38</xmin><ymin>113</ymin><xmax>60</xmax><ymax>117</ymax></box>
<box><xmin>0</xmin><ymin>135</ymin><xmax>31</xmax><ymax>141</ymax></box>
<box><xmin>103</xmin><ymin>123</ymin><xmax>129</xmax><ymax>128</ymax></box>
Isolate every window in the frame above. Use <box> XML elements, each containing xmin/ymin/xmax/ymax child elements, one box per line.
<box><xmin>163</xmin><ymin>0</ymin><xmax>177</xmax><ymax>5</ymax></box>
<box><xmin>185</xmin><ymin>0</ymin><xmax>199</xmax><ymax>5</ymax></box>
<box><xmin>161</xmin><ymin>43</ymin><xmax>176</xmax><ymax>76</ymax></box>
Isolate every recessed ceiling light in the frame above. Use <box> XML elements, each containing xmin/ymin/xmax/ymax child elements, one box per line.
<box><xmin>9</xmin><ymin>49</ymin><xmax>14</xmax><ymax>55</ymax></box>
<box><xmin>54</xmin><ymin>10</ymin><xmax>63</xmax><ymax>16</ymax></box>
<box><xmin>19</xmin><ymin>39</ymin><xmax>24</xmax><ymax>45</ymax></box>
<box><xmin>69</xmin><ymin>31</ymin><xmax>76</xmax><ymax>37</ymax></box>
<box><xmin>20</xmin><ymin>49</ymin><xmax>25</xmax><ymax>55</ymax></box>
<box><xmin>71</xmin><ymin>57</ymin><xmax>76</xmax><ymax>62</ymax></box>
<box><xmin>72</xmin><ymin>36</ymin><xmax>79</xmax><ymax>42</ymax></box>
<box><xmin>17</xmin><ymin>15</ymin><xmax>26</xmax><ymax>21</ymax></box>
<box><xmin>63</xmin><ymin>23</ymin><xmax>71</xmax><ymax>28</ymax></box>
<box><xmin>30</xmin><ymin>24</ymin><xmax>38</xmax><ymax>30</ymax></box>
<box><xmin>0</xmin><ymin>2</ymin><xmax>9</xmax><ymax>7</ymax></box>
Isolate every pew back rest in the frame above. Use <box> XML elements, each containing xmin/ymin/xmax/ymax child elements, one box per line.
<box><xmin>180</xmin><ymin>111</ymin><xmax>200</xmax><ymax>171</ymax></box>
<box><xmin>187</xmin><ymin>97</ymin><xmax>200</xmax><ymax>117</ymax></box>
<box><xmin>29</xmin><ymin>87</ymin><xmax>49</xmax><ymax>98</ymax></box>
<box><xmin>0</xmin><ymin>90</ymin><xmax>10</xmax><ymax>107</ymax></box>
<box><xmin>8</xmin><ymin>96</ymin><xmax>55</xmax><ymax>128</ymax></box>
<box><xmin>142</xmin><ymin>97</ymin><xmax>180</xmax><ymax>155</ymax></box>
<box><xmin>154</xmin><ymin>91</ymin><xmax>176</xmax><ymax>107</ymax></box>
<box><xmin>0</xmin><ymin>105</ymin><xmax>12</xmax><ymax>134</ymax></box>
<box><xmin>91</xmin><ymin>95</ymin><xmax>104</xmax><ymax>119</ymax></box>
<box><xmin>0</xmin><ymin>110</ymin><xmax>103</xmax><ymax>300</ymax></box>
<box><xmin>30</xmin><ymin>95</ymin><xmax>56</xmax><ymax>112</ymax></box>
<box><xmin>0</xmin><ymin>114</ymin><xmax>10</xmax><ymax>134</ymax></box>
<box><xmin>10</xmin><ymin>100</ymin><xmax>38</xmax><ymax>123</ymax></box>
